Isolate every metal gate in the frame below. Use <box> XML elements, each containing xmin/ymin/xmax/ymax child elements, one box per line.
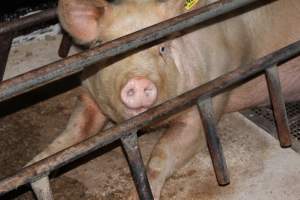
<box><xmin>0</xmin><ymin>0</ymin><xmax>299</xmax><ymax>199</ymax></box>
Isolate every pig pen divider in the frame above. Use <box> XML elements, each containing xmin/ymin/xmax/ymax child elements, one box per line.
<box><xmin>0</xmin><ymin>7</ymin><xmax>73</xmax><ymax>81</ymax></box>
<box><xmin>0</xmin><ymin>8</ymin><xmax>58</xmax><ymax>81</ymax></box>
<box><xmin>0</xmin><ymin>38</ymin><xmax>299</xmax><ymax>199</ymax></box>
<box><xmin>0</xmin><ymin>0</ymin><xmax>297</xmax><ymax>199</ymax></box>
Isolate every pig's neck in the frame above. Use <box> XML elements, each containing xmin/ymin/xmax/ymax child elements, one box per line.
<box><xmin>170</xmin><ymin>0</ymin><xmax>300</xmax><ymax>95</ymax></box>
<box><xmin>170</xmin><ymin>35</ymin><xmax>206</xmax><ymax>94</ymax></box>
<box><xmin>170</xmin><ymin>20</ymin><xmax>252</xmax><ymax>94</ymax></box>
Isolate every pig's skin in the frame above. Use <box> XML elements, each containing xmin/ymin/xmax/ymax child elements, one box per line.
<box><xmin>28</xmin><ymin>0</ymin><xmax>300</xmax><ymax>199</ymax></box>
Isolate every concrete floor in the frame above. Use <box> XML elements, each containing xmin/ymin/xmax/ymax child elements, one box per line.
<box><xmin>1</xmin><ymin>29</ymin><xmax>300</xmax><ymax>200</ymax></box>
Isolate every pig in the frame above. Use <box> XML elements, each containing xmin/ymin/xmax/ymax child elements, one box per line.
<box><xmin>27</xmin><ymin>0</ymin><xmax>300</xmax><ymax>199</ymax></box>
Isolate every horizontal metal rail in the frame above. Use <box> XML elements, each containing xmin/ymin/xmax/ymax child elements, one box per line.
<box><xmin>0</xmin><ymin>8</ymin><xmax>57</xmax><ymax>35</ymax></box>
<box><xmin>0</xmin><ymin>0</ymin><xmax>261</xmax><ymax>102</ymax></box>
<box><xmin>0</xmin><ymin>38</ymin><xmax>299</xmax><ymax>195</ymax></box>
<box><xmin>0</xmin><ymin>8</ymin><xmax>57</xmax><ymax>81</ymax></box>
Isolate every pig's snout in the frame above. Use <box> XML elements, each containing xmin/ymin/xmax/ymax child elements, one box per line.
<box><xmin>121</xmin><ymin>77</ymin><xmax>157</xmax><ymax>110</ymax></box>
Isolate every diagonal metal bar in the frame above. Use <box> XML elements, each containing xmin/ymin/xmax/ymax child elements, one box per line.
<box><xmin>265</xmin><ymin>66</ymin><xmax>292</xmax><ymax>147</ymax></box>
<box><xmin>31</xmin><ymin>176</ymin><xmax>54</xmax><ymax>200</ymax></box>
<box><xmin>0</xmin><ymin>33</ymin><xmax>13</xmax><ymax>81</ymax></box>
<box><xmin>197</xmin><ymin>98</ymin><xmax>230</xmax><ymax>186</ymax></box>
<box><xmin>0</xmin><ymin>0</ymin><xmax>262</xmax><ymax>102</ymax></box>
<box><xmin>121</xmin><ymin>132</ymin><xmax>154</xmax><ymax>200</ymax></box>
<box><xmin>0</xmin><ymin>39</ymin><xmax>299</xmax><ymax>196</ymax></box>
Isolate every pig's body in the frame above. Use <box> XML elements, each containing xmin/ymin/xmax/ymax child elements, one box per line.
<box><xmin>81</xmin><ymin>0</ymin><xmax>300</xmax><ymax>121</ymax></box>
<box><xmin>28</xmin><ymin>0</ymin><xmax>300</xmax><ymax>199</ymax></box>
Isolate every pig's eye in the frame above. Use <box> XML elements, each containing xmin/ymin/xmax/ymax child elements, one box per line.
<box><xmin>159</xmin><ymin>46</ymin><xmax>166</xmax><ymax>54</ymax></box>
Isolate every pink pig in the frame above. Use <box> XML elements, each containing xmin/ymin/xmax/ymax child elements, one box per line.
<box><xmin>27</xmin><ymin>0</ymin><xmax>300</xmax><ymax>199</ymax></box>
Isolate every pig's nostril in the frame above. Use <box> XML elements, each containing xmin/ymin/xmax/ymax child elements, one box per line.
<box><xmin>127</xmin><ymin>88</ymin><xmax>135</xmax><ymax>97</ymax></box>
<box><xmin>144</xmin><ymin>87</ymin><xmax>153</xmax><ymax>97</ymax></box>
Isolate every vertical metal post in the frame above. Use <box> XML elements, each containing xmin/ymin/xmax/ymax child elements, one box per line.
<box><xmin>265</xmin><ymin>66</ymin><xmax>291</xmax><ymax>147</ymax></box>
<box><xmin>197</xmin><ymin>98</ymin><xmax>230</xmax><ymax>186</ymax></box>
<box><xmin>31</xmin><ymin>176</ymin><xmax>54</xmax><ymax>200</ymax></box>
<box><xmin>58</xmin><ymin>33</ymin><xmax>72</xmax><ymax>58</ymax></box>
<box><xmin>121</xmin><ymin>132</ymin><xmax>154</xmax><ymax>200</ymax></box>
<box><xmin>0</xmin><ymin>33</ymin><xmax>13</xmax><ymax>81</ymax></box>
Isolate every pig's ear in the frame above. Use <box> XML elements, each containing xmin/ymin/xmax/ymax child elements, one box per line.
<box><xmin>58</xmin><ymin>0</ymin><xmax>108</xmax><ymax>45</ymax></box>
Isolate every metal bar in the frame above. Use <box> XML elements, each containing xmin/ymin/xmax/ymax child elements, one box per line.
<box><xmin>0</xmin><ymin>9</ymin><xmax>57</xmax><ymax>81</ymax></box>
<box><xmin>0</xmin><ymin>33</ymin><xmax>13</xmax><ymax>81</ymax></box>
<box><xmin>265</xmin><ymin>66</ymin><xmax>292</xmax><ymax>147</ymax></box>
<box><xmin>0</xmin><ymin>39</ymin><xmax>299</xmax><ymax>196</ymax></box>
<box><xmin>121</xmin><ymin>132</ymin><xmax>154</xmax><ymax>200</ymax></box>
<box><xmin>31</xmin><ymin>176</ymin><xmax>54</xmax><ymax>200</ymax></box>
<box><xmin>0</xmin><ymin>0</ymin><xmax>261</xmax><ymax>103</ymax></box>
<box><xmin>0</xmin><ymin>8</ymin><xmax>57</xmax><ymax>36</ymax></box>
<box><xmin>58</xmin><ymin>33</ymin><xmax>72</xmax><ymax>58</ymax></box>
<box><xmin>197</xmin><ymin>98</ymin><xmax>230</xmax><ymax>185</ymax></box>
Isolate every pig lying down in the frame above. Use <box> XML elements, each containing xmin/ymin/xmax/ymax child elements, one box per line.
<box><xmin>27</xmin><ymin>0</ymin><xmax>300</xmax><ymax>199</ymax></box>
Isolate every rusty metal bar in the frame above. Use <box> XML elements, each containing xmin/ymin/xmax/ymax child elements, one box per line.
<box><xmin>58</xmin><ymin>33</ymin><xmax>72</xmax><ymax>58</ymax></box>
<box><xmin>0</xmin><ymin>33</ymin><xmax>13</xmax><ymax>81</ymax></box>
<box><xmin>0</xmin><ymin>0</ymin><xmax>261</xmax><ymax>103</ymax></box>
<box><xmin>0</xmin><ymin>8</ymin><xmax>57</xmax><ymax>81</ymax></box>
<box><xmin>265</xmin><ymin>66</ymin><xmax>292</xmax><ymax>147</ymax></box>
<box><xmin>197</xmin><ymin>98</ymin><xmax>230</xmax><ymax>186</ymax></box>
<box><xmin>0</xmin><ymin>39</ymin><xmax>299</xmax><ymax>196</ymax></box>
<box><xmin>121</xmin><ymin>132</ymin><xmax>154</xmax><ymax>200</ymax></box>
<box><xmin>0</xmin><ymin>8</ymin><xmax>57</xmax><ymax>36</ymax></box>
<box><xmin>31</xmin><ymin>176</ymin><xmax>54</xmax><ymax>200</ymax></box>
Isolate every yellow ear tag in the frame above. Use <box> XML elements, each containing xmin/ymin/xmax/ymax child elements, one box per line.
<box><xmin>185</xmin><ymin>0</ymin><xmax>199</xmax><ymax>10</ymax></box>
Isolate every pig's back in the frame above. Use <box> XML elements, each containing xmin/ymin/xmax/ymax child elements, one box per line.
<box><xmin>241</xmin><ymin>0</ymin><xmax>300</xmax><ymax>58</ymax></box>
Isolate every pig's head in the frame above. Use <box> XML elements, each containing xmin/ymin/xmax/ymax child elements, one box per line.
<box><xmin>58</xmin><ymin>0</ymin><xmax>201</xmax><ymax>122</ymax></box>
<box><xmin>58</xmin><ymin>0</ymin><xmax>186</xmax><ymax>45</ymax></box>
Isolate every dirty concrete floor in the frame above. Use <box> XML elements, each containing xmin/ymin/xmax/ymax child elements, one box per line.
<box><xmin>1</xmin><ymin>31</ymin><xmax>300</xmax><ymax>200</ymax></box>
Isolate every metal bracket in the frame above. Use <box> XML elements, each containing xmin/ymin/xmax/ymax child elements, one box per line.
<box><xmin>197</xmin><ymin>98</ymin><xmax>230</xmax><ymax>186</ymax></box>
<box><xmin>121</xmin><ymin>132</ymin><xmax>154</xmax><ymax>200</ymax></box>
<box><xmin>58</xmin><ymin>33</ymin><xmax>72</xmax><ymax>58</ymax></box>
<box><xmin>265</xmin><ymin>66</ymin><xmax>291</xmax><ymax>147</ymax></box>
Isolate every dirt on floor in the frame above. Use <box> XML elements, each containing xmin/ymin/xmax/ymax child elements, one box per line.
<box><xmin>1</xmin><ymin>86</ymin><xmax>300</xmax><ymax>200</ymax></box>
<box><xmin>0</xmin><ymin>87</ymin><xmax>98</xmax><ymax>200</ymax></box>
